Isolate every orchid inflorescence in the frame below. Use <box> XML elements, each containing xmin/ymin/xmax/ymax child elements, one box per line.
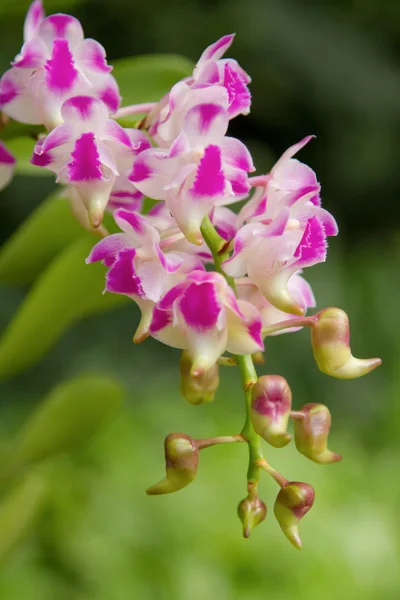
<box><xmin>0</xmin><ymin>1</ymin><xmax>382</xmax><ymax>548</ymax></box>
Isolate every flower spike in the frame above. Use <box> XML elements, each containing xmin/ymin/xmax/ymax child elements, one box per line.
<box><xmin>146</xmin><ymin>433</ymin><xmax>199</xmax><ymax>495</ymax></box>
<box><xmin>293</xmin><ymin>403</ymin><xmax>341</xmax><ymax>464</ymax></box>
<box><xmin>311</xmin><ymin>308</ymin><xmax>382</xmax><ymax>379</ymax></box>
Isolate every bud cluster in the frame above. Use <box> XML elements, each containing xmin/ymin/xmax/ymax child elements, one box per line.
<box><xmin>0</xmin><ymin>2</ymin><xmax>382</xmax><ymax>548</ymax></box>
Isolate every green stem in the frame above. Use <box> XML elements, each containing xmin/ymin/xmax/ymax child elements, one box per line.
<box><xmin>200</xmin><ymin>216</ymin><xmax>263</xmax><ymax>488</ymax></box>
<box><xmin>200</xmin><ymin>215</ymin><xmax>236</xmax><ymax>290</ymax></box>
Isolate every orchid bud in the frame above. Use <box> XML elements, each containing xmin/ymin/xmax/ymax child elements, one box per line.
<box><xmin>250</xmin><ymin>375</ymin><xmax>292</xmax><ymax>448</ymax></box>
<box><xmin>146</xmin><ymin>433</ymin><xmax>199</xmax><ymax>495</ymax></box>
<box><xmin>294</xmin><ymin>403</ymin><xmax>341</xmax><ymax>464</ymax></box>
<box><xmin>237</xmin><ymin>494</ymin><xmax>267</xmax><ymax>538</ymax></box>
<box><xmin>311</xmin><ymin>308</ymin><xmax>381</xmax><ymax>379</ymax></box>
<box><xmin>274</xmin><ymin>482</ymin><xmax>315</xmax><ymax>549</ymax></box>
<box><xmin>180</xmin><ymin>351</ymin><xmax>219</xmax><ymax>405</ymax></box>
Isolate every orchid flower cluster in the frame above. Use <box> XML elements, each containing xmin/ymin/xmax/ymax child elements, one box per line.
<box><xmin>0</xmin><ymin>1</ymin><xmax>382</xmax><ymax>548</ymax></box>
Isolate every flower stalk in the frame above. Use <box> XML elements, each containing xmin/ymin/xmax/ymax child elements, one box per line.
<box><xmin>200</xmin><ymin>215</ymin><xmax>263</xmax><ymax>489</ymax></box>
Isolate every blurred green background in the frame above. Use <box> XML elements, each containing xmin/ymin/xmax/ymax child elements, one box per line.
<box><xmin>0</xmin><ymin>0</ymin><xmax>399</xmax><ymax>598</ymax></box>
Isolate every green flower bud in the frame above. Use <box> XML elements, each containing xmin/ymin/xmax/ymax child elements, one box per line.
<box><xmin>180</xmin><ymin>351</ymin><xmax>219</xmax><ymax>405</ymax></box>
<box><xmin>311</xmin><ymin>308</ymin><xmax>381</xmax><ymax>379</ymax></box>
<box><xmin>274</xmin><ymin>482</ymin><xmax>315</xmax><ymax>549</ymax></box>
<box><xmin>238</xmin><ymin>494</ymin><xmax>267</xmax><ymax>538</ymax></box>
<box><xmin>146</xmin><ymin>433</ymin><xmax>199</xmax><ymax>495</ymax></box>
<box><xmin>250</xmin><ymin>375</ymin><xmax>292</xmax><ymax>448</ymax></box>
<box><xmin>294</xmin><ymin>403</ymin><xmax>341</xmax><ymax>464</ymax></box>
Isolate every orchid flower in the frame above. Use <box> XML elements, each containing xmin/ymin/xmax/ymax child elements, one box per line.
<box><xmin>0</xmin><ymin>0</ymin><xmax>119</xmax><ymax>129</ymax></box>
<box><xmin>149</xmin><ymin>270</ymin><xmax>264</xmax><ymax>375</ymax></box>
<box><xmin>31</xmin><ymin>96</ymin><xmax>148</xmax><ymax>226</ymax></box>
<box><xmin>86</xmin><ymin>208</ymin><xmax>203</xmax><ymax>342</ymax></box>
<box><xmin>130</xmin><ymin>101</ymin><xmax>254</xmax><ymax>244</ymax></box>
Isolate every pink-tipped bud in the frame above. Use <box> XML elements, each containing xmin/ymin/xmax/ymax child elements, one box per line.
<box><xmin>274</xmin><ymin>482</ymin><xmax>315</xmax><ymax>549</ymax></box>
<box><xmin>180</xmin><ymin>351</ymin><xmax>219</xmax><ymax>405</ymax></box>
<box><xmin>146</xmin><ymin>433</ymin><xmax>199</xmax><ymax>495</ymax></box>
<box><xmin>294</xmin><ymin>403</ymin><xmax>342</xmax><ymax>464</ymax></box>
<box><xmin>238</xmin><ymin>494</ymin><xmax>267</xmax><ymax>538</ymax></box>
<box><xmin>311</xmin><ymin>308</ymin><xmax>381</xmax><ymax>379</ymax></box>
<box><xmin>250</xmin><ymin>375</ymin><xmax>292</xmax><ymax>448</ymax></box>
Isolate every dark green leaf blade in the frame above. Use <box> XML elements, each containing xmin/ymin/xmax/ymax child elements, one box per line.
<box><xmin>0</xmin><ymin>194</ymin><xmax>85</xmax><ymax>285</ymax></box>
<box><xmin>4</xmin><ymin>375</ymin><xmax>124</xmax><ymax>476</ymax></box>
<box><xmin>0</xmin><ymin>235</ymin><xmax>128</xmax><ymax>379</ymax></box>
<box><xmin>0</xmin><ymin>474</ymin><xmax>46</xmax><ymax>565</ymax></box>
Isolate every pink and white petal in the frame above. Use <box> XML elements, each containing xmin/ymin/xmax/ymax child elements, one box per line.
<box><xmin>193</xmin><ymin>60</ymin><xmax>220</xmax><ymax>86</ymax></box>
<box><xmin>223</xmin><ymin>165</ymin><xmax>250</xmax><ymax>195</ymax></box>
<box><xmin>96</xmin><ymin>75</ymin><xmax>121</xmax><ymax>114</ymax></box>
<box><xmin>38</xmin><ymin>14</ymin><xmax>84</xmax><ymax>47</ymax></box>
<box><xmin>44</xmin><ymin>39</ymin><xmax>79</xmax><ymax>95</ymax></box>
<box><xmin>212</xmin><ymin>206</ymin><xmax>237</xmax><ymax>240</ymax></box>
<box><xmin>61</xmin><ymin>95</ymin><xmax>108</xmax><ymax>134</ymax></box>
<box><xmin>293</xmin><ymin>216</ymin><xmax>327</xmax><ymax>268</ymax></box>
<box><xmin>197</xmin><ymin>34</ymin><xmax>235</xmax><ymax>64</ymax></box>
<box><xmin>226</xmin><ymin>299</ymin><xmax>264</xmax><ymax>354</ymax></box>
<box><xmin>76</xmin><ymin>38</ymin><xmax>113</xmax><ymax>73</ymax></box>
<box><xmin>126</xmin><ymin>128</ymin><xmax>152</xmax><ymax>154</ymax></box>
<box><xmin>185</xmin><ymin>326</ymin><xmax>228</xmax><ymax>375</ymax></box>
<box><xmin>146</xmin><ymin>201</ymin><xmax>176</xmax><ymax>232</ymax></box>
<box><xmin>164</xmin><ymin>162</ymin><xmax>197</xmax><ymax>192</ymax></box>
<box><xmin>150</xmin><ymin>308</ymin><xmax>187</xmax><ymax>350</ymax></box>
<box><xmin>155</xmin><ymin>245</ymin><xmax>185</xmax><ymax>274</ymax></box>
<box><xmin>67</xmin><ymin>133</ymin><xmax>103</xmax><ymax>182</ymax></box>
<box><xmin>136</xmin><ymin>259</ymin><xmax>180</xmax><ymax>303</ymax></box>
<box><xmin>105</xmin><ymin>248</ymin><xmax>144</xmax><ymax>296</ymax></box>
<box><xmin>223</xmin><ymin>222</ymin><xmax>264</xmax><ymax>277</ymax></box>
<box><xmin>0</xmin><ymin>68</ymin><xmax>42</xmax><ymax>124</ymax></box>
<box><xmin>222</xmin><ymin>61</ymin><xmax>251</xmax><ymax>117</ymax></box>
<box><xmin>41</xmin><ymin>123</ymin><xmax>73</xmax><ymax>153</ymax></box>
<box><xmin>182</xmin><ymin>103</ymin><xmax>229</xmax><ymax>147</ymax></box>
<box><xmin>300</xmin><ymin>204</ymin><xmax>338</xmax><ymax>237</ymax></box>
<box><xmin>12</xmin><ymin>37</ymin><xmax>47</xmax><ymax>69</ymax></box>
<box><xmin>24</xmin><ymin>0</ymin><xmax>45</xmax><ymax>42</ymax></box>
<box><xmin>272</xmin><ymin>158</ymin><xmax>318</xmax><ymax>193</ymax></box>
<box><xmin>288</xmin><ymin>272</ymin><xmax>316</xmax><ymax>310</ymax></box>
<box><xmin>103</xmin><ymin>119</ymin><xmax>132</xmax><ymax>148</ymax></box>
<box><xmin>178</xmin><ymin>279</ymin><xmax>223</xmax><ymax>331</ymax></box>
<box><xmin>86</xmin><ymin>232</ymin><xmax>132</xmax><ymax>264</ymax></box>
<box><xmin>190</xmin><ymin>144</ymin><xmax>226</xmax><ymax>199</ymax></box>
<box><xmin>168</xmin><ymin>131</ymin><xmax>191</xmax><ymax>158</ymax></box>
<box><xmin>113</xmin><ymin>208</ymin><xmax>159</xmax><ymax>246</ymax></box>
<box><xmin>108</xmin><ymin>176</ymin><xmax>143</xmax><ymax>211</ymax></box>
<box><xmin>129</xmin><ymin>149</ymin><xmax>176</xmax><ymax>201</ymax></box>
<box><xmin>220</xmin><ymin>136</ymin><xmax>255</xmax><ymax>172</ymax></box>
<box><xmin>238</xmin><ymin>184</ymin><xmax>268</xmax><ymax>223</ymax></box>
<box><xmin>252</xmin><ymin>266</ymin><xmax>304</xmax><ymax>315</ymax></box>
<box><xmin>166</xmin><ymin>191</ymin><xmax>208</xmax><ymax>246</ymax></box>
<box><xmin>0</xmin><ymin>142</ymin><xmax>16</xmax><ymax>191</ymax></box>
<box><xmin>271</xmin><ymin>135</ymin><xmax>315</xmax><ymax>178</ymax></box>
<box><xmin>73</xmin><ymin>176</ymin><xmax>115</xmax><ymax>227</ymax></box>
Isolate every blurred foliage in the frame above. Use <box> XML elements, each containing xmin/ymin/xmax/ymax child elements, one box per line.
<box><xmin>0</xmin><ymin>0</ymin><xmax>399</xmax><ymax>598</ymax></box>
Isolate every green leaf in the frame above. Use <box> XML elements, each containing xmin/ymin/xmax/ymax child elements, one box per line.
<box><xmin>0</xmin><ymin>473</ymin><xmax>46</xmax><ymax>564</ymax></box>
<box><xmin>0</xmin><ymin>194</ymin><xmax>85</xmax><ymax>285</ymax></box>
<box><xmin>3</xmin><ymin>375</ymin><xmax>124</xmax><ymax>477</ymax></box>
<box><xmin>6</xmin><ymin>137</ymin><xmax>53</xmax><ymax>177</ymax></box>
<box><xmin>0</xmin><ymin>235</ymin><xmax>128</xmax><ymax>379</ymax></box>
<box><xmin>113</xmin><ymin>54</ymin><xmax>193</xmax><ymax>126</ymax></box>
